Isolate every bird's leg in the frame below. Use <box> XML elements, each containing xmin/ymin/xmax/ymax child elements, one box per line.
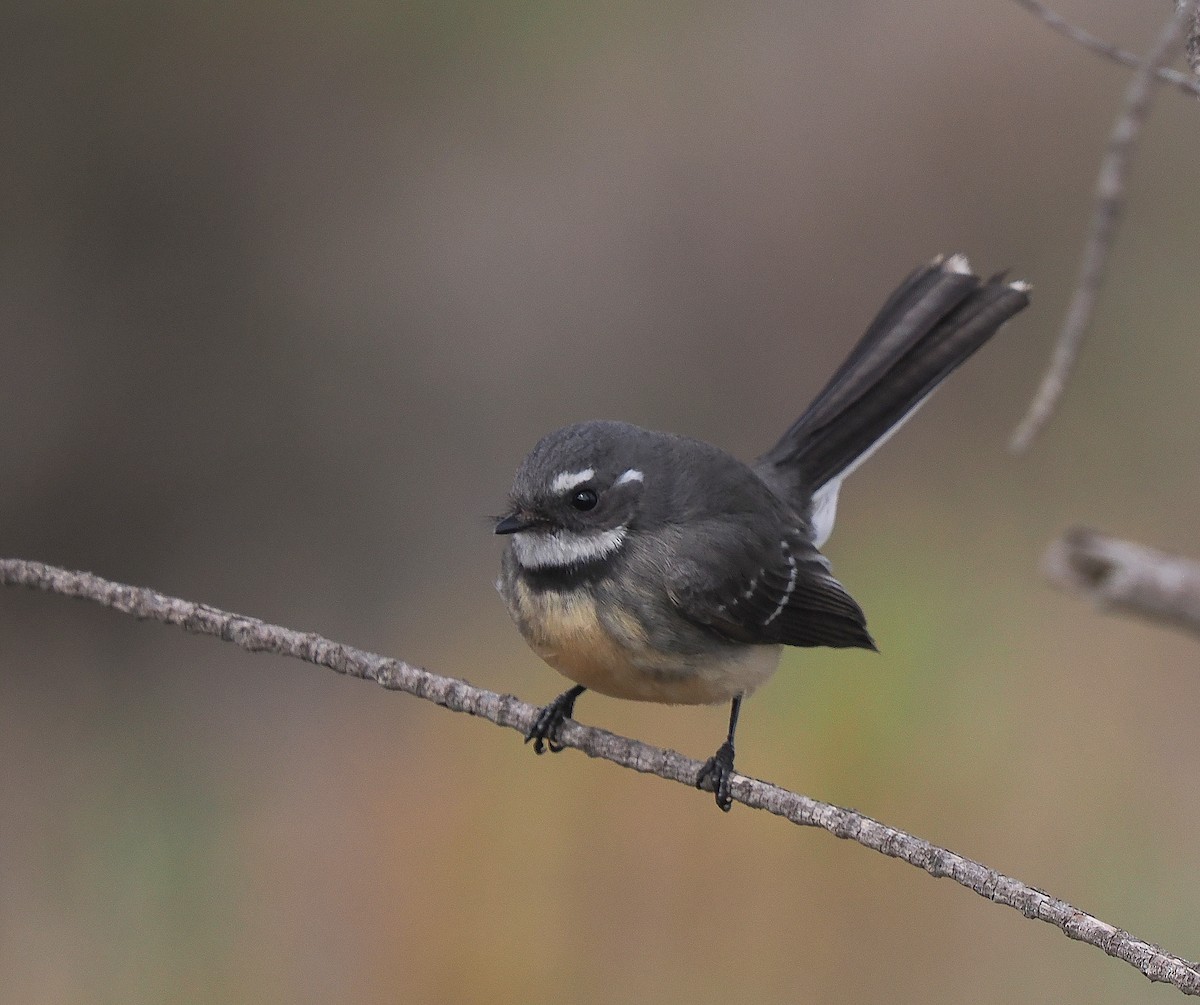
<box><xmin>696</xmin><ymin>694</ymin><xmax>743</xmax><ymax>812</ymax></box>
<box><xmin>525</xmin><ymin>684</ymin><xmax>587</xmax><ymax>754</ymax></box>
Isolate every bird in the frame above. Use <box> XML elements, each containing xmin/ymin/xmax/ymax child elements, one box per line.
<box><xmin>494</xmin><ymin>254</ymin><xmax>1030</xmax><ymax>810</ymax></box>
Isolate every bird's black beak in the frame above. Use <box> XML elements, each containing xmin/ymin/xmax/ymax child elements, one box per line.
<box><xmin>495</xmin><ymin>512</ymin><xmax>537</xmax><ymax>535</ymax></box>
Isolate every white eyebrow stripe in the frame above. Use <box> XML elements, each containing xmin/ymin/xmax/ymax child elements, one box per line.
<box><xmin>614</xmin><ymin>468</ymin><xmax>644</xmax><ymax>487</ymax></box>
<box><xmin>510</xmin><ymin>527</ymin><xmax>627</xmax><ymax>569</ymax></box>
<box><xmin>551</xmin><ymin>468</ymin><xmax>595</xmax><ymax>494</ymax></box>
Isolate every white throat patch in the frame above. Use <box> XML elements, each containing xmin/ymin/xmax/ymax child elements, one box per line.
<box><xmin>511</xmin><ymin>526</ymin><xmax>628</xmax><ymax>569</ymax></box>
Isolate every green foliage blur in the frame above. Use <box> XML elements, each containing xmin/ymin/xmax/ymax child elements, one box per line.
<box><xmin>2</xmin><ymin>3</ymin><xmax>1199</xmax><ymax>1002</ymax></box>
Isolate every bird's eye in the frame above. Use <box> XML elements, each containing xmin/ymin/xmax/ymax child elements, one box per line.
<box><xmin>570</xmin><ymin>487</ymin><xmax>599</xmax><ymax>511</ymax></box>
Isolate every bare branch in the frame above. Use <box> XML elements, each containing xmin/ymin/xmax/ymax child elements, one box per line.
<box><xmin>1044</xmin><ymin>528</ymin><xmax>1200</xmax><ymax>637</ymax></box>
<box><xmin>1011</xmin><ymin>0</ymin><xmax>1200</xmax><ymax>99</ymax></box>
<box><xmin>1193</xmin><ymin>16</ymin><xmax>1200</xmax><ymax>76</ymax></box>
<box><xmin>1</xmin><ymin>558</ymin><xmax>1199</xmax><ymax>994</ymax></box>
<box><xmin>1009</xmin><ymin>1</ymin><xmax>1195</xmax><ymax>453</ymax></box>
<box><xmin>1181</xmin><ymin>0</ymin><xmax>1200</xmax><ymax>77</ymax></box>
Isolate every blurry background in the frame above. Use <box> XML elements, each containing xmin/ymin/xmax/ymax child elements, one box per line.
<box><xmin>2</xmin><ymin>2</ymin><xmax>1198</xmax><ymax>1002</ymax></box>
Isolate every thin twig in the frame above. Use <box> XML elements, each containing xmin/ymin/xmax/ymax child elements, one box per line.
<box><xmin>1011</xmin><ymin>0</ymin><xmax>1200</xmax><ymax>99</ymax></box>
<box><xmin>1009</xmin><ymin>1</ymin><xmax>1195</xmax><ymax>453</ymax></box>
<box><xmin>1044</xmin><ymin>528</ymin><xmax>1200</xmax><ymax>637</ymax></box>
<box><xmin>1</xmin><ymin>558</ymin><xmax>1199</xmax><ymax>994</ymax></box>
<box><xmin>1181</xmin><ymin>0</ymin><xmax>1200</xmax><ymax>76</ymax></box>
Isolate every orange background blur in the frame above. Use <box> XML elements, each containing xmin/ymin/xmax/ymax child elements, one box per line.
<box><xmin>2</xmin><ymin>3</ymin><xmax>1199</xmax><ymax>1003</ymax></box>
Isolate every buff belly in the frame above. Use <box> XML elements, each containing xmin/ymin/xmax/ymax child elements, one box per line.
<box><xmin>504</xmin><ymin>577</ymin><xmax>781</xmax><ymax>706</ymax></box>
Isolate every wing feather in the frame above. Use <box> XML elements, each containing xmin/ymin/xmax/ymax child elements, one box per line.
<box><xmin>670</xmin><ymin>525</ymin><xmax>875</xmax><ymax>651</ymax></box>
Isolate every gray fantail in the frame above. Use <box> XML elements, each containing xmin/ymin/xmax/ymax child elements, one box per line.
<box><xmin>495</xmin><ymin>255</ymin><xmax>1029</xmax><ymax>810</ymax></box>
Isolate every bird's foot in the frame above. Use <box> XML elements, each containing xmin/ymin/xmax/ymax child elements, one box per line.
<box><xmin>696</xmin><ymin>741</ymin><xmax>737</xmax><ymax>812</ymax></box>
<box><xmin>525</xmin><ymin>685</ymin><xmax>585</xmax><ymax>754</ymax></box>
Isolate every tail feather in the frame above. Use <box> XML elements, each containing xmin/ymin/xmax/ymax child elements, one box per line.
<box><xmin>756</xmin><ymin>255</ymin><xmax>1030</xmax><ymax>527</ymax></box>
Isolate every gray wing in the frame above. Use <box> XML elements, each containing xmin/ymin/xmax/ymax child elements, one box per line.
<box><xmin>665</xmin><ymin>520</ymin><xmax>876</xmax><ymax>651</ymax></box>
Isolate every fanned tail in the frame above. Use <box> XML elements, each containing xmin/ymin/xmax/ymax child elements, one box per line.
<box><xmin>756</xmin><ymin>255</ymin><xmax>1030</xmax><ymax>543</ymax></box>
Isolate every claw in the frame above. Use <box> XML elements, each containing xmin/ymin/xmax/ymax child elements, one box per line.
<box><xmin>696</xmin><ymin>740</ymin><xmax>736</xmax><ymax>812</ymax></box>
<box><xmin>525</xmin><ymin>685</ymin><xmax>586</xmax><ymax>755</ymax></box>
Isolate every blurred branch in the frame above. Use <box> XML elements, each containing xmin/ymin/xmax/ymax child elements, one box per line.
<box><xmin>1009</xmin><ymin>0</ymin><xmax>1195</xmax><ymax>453</ymax></box>
<box><xmin>2</xmin><ymin>559</ymin><xmax>1200</xmax><ymax>994</ymax></box>
<box><xmin>1011</xmin><ymin>0</ymin><xmax>1200</xmax><ymax>99</ymax></box>
<box><xmin>1044</xmin><ymin>528</ymin><xmax>1200</xmax><ymax>637</ymax></box>
<box><xmin>1183</xmin><ymin>0</ymin><xmax>1200</xmax><ymax>76</ymax></box>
